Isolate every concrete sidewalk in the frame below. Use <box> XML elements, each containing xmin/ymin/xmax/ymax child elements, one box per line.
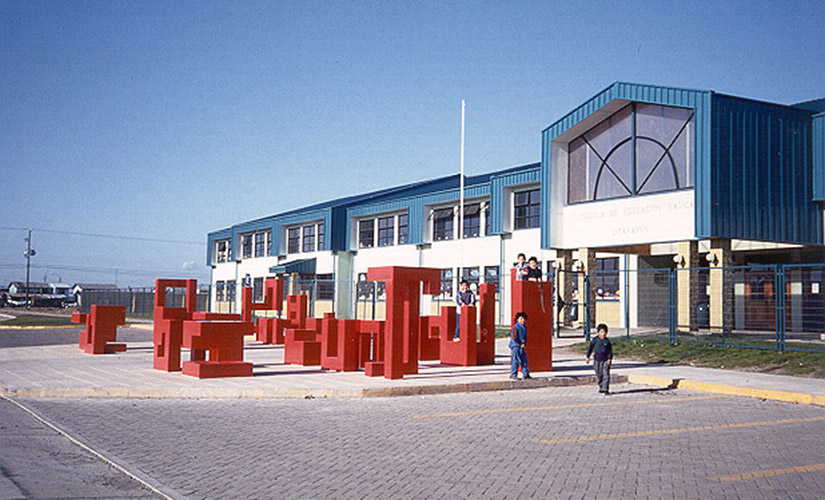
<box><xmin>0</xmin><ymin>328</ymin><xmax>823</xmax><ymax>406</ymax></box>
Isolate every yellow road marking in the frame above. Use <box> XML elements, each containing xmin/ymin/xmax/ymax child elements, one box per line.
<box><xmin>538</xmin><ymin>416</ymin><xmax>825</xmax><ymax>444</ymax></box>
<box><xmin>412</xmin><ymin>395</ymin><xmax>727</xmax><ymax>419</ymax></box>
<box><xmin>709</xmin><ymin>463</ymin><xmax>825</xmax><ymax>482</ymax></box>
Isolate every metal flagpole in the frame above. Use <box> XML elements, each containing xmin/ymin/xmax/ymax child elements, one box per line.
<box><xmin>459</xmin><ymin>100</ymin><xmax>465</xmax><ymax>281</ymax></box>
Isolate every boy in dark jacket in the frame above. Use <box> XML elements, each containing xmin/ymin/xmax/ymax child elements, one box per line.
<box><xmin>586</xmin><ymin>323</ymin><xmax>613</xmax><ymax>394</ymax></box>
<box><xmin>454</xmin><ymin>279</ymin><xmax>476</xmax><ymax>340</ymax></box>
<box><xmin>509</xmin><ymin>312</ymin><xmax>531</xmax><ymax>380</ymax></box>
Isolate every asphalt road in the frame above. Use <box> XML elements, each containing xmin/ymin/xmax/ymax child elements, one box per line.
<box><xmin>0</xmin><ymin>326</ymin><xmax>152</xmax><ymax>348</ymax></box>
<box><xmin>0</xmin><ymin>397</ymin><xmax>162</xmax><ymax>499</ymax></box>
<box><xmin>5</xmin><ymin>385</ymin><xmax>825</xmax><ymax>499</ymax></box>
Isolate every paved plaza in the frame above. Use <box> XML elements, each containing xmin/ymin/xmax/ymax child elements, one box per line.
<box><xmin>1</xmin><ymin>325</ymin><xmax>825</xmax><ymax>499</ymax></box>
<box><xmin>3</xmin><ymin>385</ymin><xmax>825</xmax><ymax>499</ymax></box>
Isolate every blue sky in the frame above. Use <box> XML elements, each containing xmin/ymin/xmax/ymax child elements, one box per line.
<box><xmin>2</xmin><ymin>0</ymin><xmax>824</xmax><ymax>287</ymax></box>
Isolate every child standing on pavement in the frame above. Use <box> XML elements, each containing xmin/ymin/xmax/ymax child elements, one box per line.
<box><xmin>509</xmin><ymin>312</ymin><xmax>532</xmax><ymax>380</ymax></box>
<box><xmin>454</xmin><ymin>279</ymin><xmax>475</xmax><ymax>340</ymax></box>
<box><xmin>585</xmin><ymin>323</ymin><xmax>613</xmax><ymax>394</ymax></box>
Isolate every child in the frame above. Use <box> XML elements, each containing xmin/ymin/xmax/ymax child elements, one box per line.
<box><xmin>585</xmin><ymin>323</ymin><xmax>613</xmax><ymax>395</ymax></box>
<box><xmin>525</xmin><ymin>256</ymin><xmax>542</xmax><ymax>281</ymax></box>
<box><xmin>509</xmin><ymin>312</ymin><xmax>532</xmax><ymax>380</ymax></box>
<box><xmin>454</xmin><ymin>279</ymin><xmax>475</xmax><ymax>340</ymax></box>
<box><xmin>514</xmin><ymin>253</ymin><xmax>528</xmax><ymax>281</ymax></box>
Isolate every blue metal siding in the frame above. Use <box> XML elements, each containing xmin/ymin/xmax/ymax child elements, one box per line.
<box><xmin>710</xmin><ymin>95</ymin><xmax>821</xmax><ymax>244</ymax></box>
<box><xmin>489</xmin><ymin>168</ymin><xmax>541</xmax><ymax>234</ymax></box>
<box><xmin>814</xmin><ymin>113</ymin><xmax>825</xmax><ymax>201</ymax></box>
<box><xmin>541</xmin><ymin>82</ymin><xmax>713</xmax><ymax>248</ymax></box>
<box><xmin>206</xmin><ymin>228</ymin><xmax>233</xmax><ymax>265</ymax></box>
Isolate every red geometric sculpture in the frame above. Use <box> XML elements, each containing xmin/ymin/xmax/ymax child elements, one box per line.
<box><xmin>510</xmin><ymin>269</ymin><xmax>553</xmax><ymax>372</ymax></box>
<box><xmin>284</xmin><ymin>319</ymin><xmax>322</xmax><ymax>366</ymax></box>
<box><xmin>365</xmin><ymin>266</ymin><xmax>441</xmax><ymax>379</ymax></box>
<box><xmin>181</xmin><ymin>319</ymin><xmax>254</xmax><ymax>378</ymax></box>
<box><xmin>424</xmin><ymin>283</ymin><xmax>496</xmax><ymax>367</ymax></box>
<box><xmin>71</xmin><ymin>305</ymin><xmax>126</xmax><ymax>354</ymax></box>
<box><xmin>152</xmin><ymin>279</ymin><xmax>197</xmax><ymax>372</ymax></box>
<box><xmin>319</xmin><ymin>314</ymin><xmax>357</xmax><ymax>372</ymax></box>
<box><xmin>243</xmin><ymin>278</ymin><xmax>284</xmax><ymax>324</ymax></box>
<box><xmin>356</xmin><ymin>320</ymin><xmax>385</xmax><ymax>373</ymax></box>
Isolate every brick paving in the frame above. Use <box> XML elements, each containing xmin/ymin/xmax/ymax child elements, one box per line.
<box><xmin>17</xmin><ymin>385</ymin><xmax>825</xmax><ymax>499</ymax></box>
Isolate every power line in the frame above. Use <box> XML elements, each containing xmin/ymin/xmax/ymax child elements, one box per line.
<box><xmin>0</xmin><ymin>262</ymin><xmax>206</xmax><ymax>277</ymax></box>
<box><xmin>0</xmin><ymin>227</ymin><xmax>205</xmax><ymax>245</ymax></box>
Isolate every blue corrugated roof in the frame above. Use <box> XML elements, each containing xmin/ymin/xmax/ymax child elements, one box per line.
<box><xmin>793</xmin><ymin>98</ymin><xmax>825</xmax><ymax>113</ymax></box>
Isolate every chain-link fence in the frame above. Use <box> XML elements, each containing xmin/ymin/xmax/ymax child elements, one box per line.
<box><xmin>78</xmin><ymin>263</ymin><xmax>825</xmax><ymax>353</ymax></box>
<box><xmin>79</xmin><ymin>286</ymin><xmax>212</xmax><ymax>318</ymax></box>
<box><xmin>579</xmin><ymin>264</ymin><xmax>825</xmax><ymax>353</ymax></box>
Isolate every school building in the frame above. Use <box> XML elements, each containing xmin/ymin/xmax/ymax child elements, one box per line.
<box><xmin>207</xmin><ymin>82</ymin><xmax>825</xmax><ymax>334</ymax></box>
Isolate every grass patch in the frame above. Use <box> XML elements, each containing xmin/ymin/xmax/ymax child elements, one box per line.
<box><xmin>1</xmin><ymin>314</ymin><xmax>76</xmax><ymax>327</ymax></box>
<box><xmin>570</xmin><ymin>333</ymin><xmax>825</xmax><ymax>379</ymax></box>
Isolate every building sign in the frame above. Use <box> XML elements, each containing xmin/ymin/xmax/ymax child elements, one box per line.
<box><xmin>558</xmin><ymin>190</ymin><xmax>695</xmax><ymax>248</ymax></box>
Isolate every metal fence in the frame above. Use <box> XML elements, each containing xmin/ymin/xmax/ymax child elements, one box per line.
<box><xmin>80</xmin><ymin>286</ymin><xmax>212</xmax><ymax>318</ymax></box>
<box><xmin>79</xmin><ymin>263</ymin><xmax>825</xmax><ymax>353</ymax></box>
<box><xmin>580</xmin><ymin>264</ymin><xmax>825</xmax><ymax>353</ymax></box>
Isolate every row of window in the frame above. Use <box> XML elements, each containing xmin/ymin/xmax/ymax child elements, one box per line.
<box><xmin>288</xmin><ymin>222</ymin><xmax>325</xmax><ymax>254</ymax></box>
<box><xmin>358</xmin><ymin>213</ymin><xmax>408</xmax><ymax>248</ymax></box>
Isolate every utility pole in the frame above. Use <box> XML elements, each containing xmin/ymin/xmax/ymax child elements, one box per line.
<box><xmin>24</xmin><ymin>229</ymin><xmax>35</xmax><ymax>307</ymax></box>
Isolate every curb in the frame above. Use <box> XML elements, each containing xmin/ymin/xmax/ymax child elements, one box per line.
<box><xmin>628</xmin><ymin>374</ymin><xmax>825</xmax><ymax>407</ymax></box>
<box><xmin>0</xmin><ymin>375</ymin><xmax>628</xmax><ymax>400</ymax></box>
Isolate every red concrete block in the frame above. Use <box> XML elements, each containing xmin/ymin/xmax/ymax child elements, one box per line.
<box><xmin>355</xmin><ymin>320</ymin><xmax>384</xmax><ymax>372</ymax></box>
<box><xmin>152</xmin><ymin>278</ymin><xmax>198</xmax><ymax>372</ymax></box>
<box><xmin>283</xmin><ymin>328</ymin><xmax>321</xmax><ymax>366</ymax></box>
<box><xmin>476</xmin><ymin>283</ymin><xmax>496</xmax><ymax>365</ymax></box>
<box><xmin>510</xmin><ymin>269</ymin><xmax>553</xmax><ymax>372</ymax></box>
<box><xmin>439</xmin><ymin>305</ymin><xmax>477</xmax><ymax>366</ymax></box>
<box><xmin>320</xmin><ymin>314</ymin><xmax>359</xmax><ymax>372</ymax></box>
<box><xmin>418</xmin><ymin>314</ymin><xmax>441</xmax><ymax>361</ymax></box>
<box><xmin>72</xmin><ymin>306</ymin><xmax>126</xmax><ymax>354</ymax></box>
<box><xmin>366</xmin><ymin>266</ymin><xmax>441</xmax><ymax>380</ymax></box>
<box><xmin>255</xmin><ymin>316</ymin><xmax>284</xmax><ymax>344</ymax></box>
<box><xmin>285</xmin><ymin>295</ymin><xmax>308</xmax><ymax>329</ymax></box>
<box><xmin>181</xmin><ymin>320</ymin><xmax>253</xmax><ymax>378</ymax></box>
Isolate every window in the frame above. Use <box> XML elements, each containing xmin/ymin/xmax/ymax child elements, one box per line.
<box><xmin>484</xmin><ymin>266</ymin><xmax>499</xmax><ymax>289</ymax></box>
<box><xmin>317</xmin><ymin>273</ymin><xmax>334</xmax><ymax>300</ymax></box>
<box><xmin>287</xmin><ymin>228</ymin><xmax>301</xmax><ymax>254</ymax></box>
<box><xmin>440</xmin><ymin>268</ymin><xmax>454</xmax><ymax>299</ymax></box>
<box><xmin>241</xmin><ymin>234</ymin><xmax>253</xmax><ymax>259</ymax></box>
<box><xmin>253</xmin><ymin>278</ymin><xmax>264</xmax><ymax>302</ymax></box>
<box><xmin>356</xmin><ymin>272</ymin><xmax>373</xmax><ymax>300</ymax></box>
<box><xmin>433</xmin><ymin>208</ymin><xmax>454</xmax><ymax>241</ymax></box>
<box><xmin>226</xmin><ymin>281</ymin><xmax>236</xmax><ymax>302</ymax></box>
<box><xmin>514</xmin><ymin>189</ymin><xmax>540</xmax><ymax>229</ymax></box>
<box><xmin>594</xmin><ymin>257</ymin><xmax>620</xmax><ymax>297</ymax></box>
<box><xmin>462</xmin><ymin>204</ymin><xmax>481</xmax><ymax>238</ymax></box>
<box><xmin>266</xmin><ymin>231</ymin><xmax>271</xmax><ymax>256</ymax></box>
<box><xmin>302</xmin><ymin>225</ymin><xmax>315</xmax><ymax>253</ymax></box>
<box><xmin>461</xmin><ymin>267</ymin><xmax>480</xmax><ymax>291</ymax></box>
<box><xmin>359</xmin><ymin>219</ymin><xmax>374</xmax><ymax>248</ymax></box>
<box><xmin>254</xmin><ymin>232</ymin><xmax>267</xmax><ymax>257</ymax></box>
<box><xmin>398</xmin><ymin>214</ymin><xmax>408</xmax><ymax>244</ymax></box>
<box><xmin>216</xmin><ymin>281</ymin><xmax>225</xmax><ymax>301</ymax></box>
<box><xmin>378</xmin><ymin>216</ymin><xmax>394</xmax><ymax>246</ymax></box>
<box><xmin>317</xmin><ymin>222</ymin><xmax>324</xmax><ymax>251</ymax></box>
<box><xmin>216</xmin><ymin>240</ymin><xmax>230</xmax><ymax>263</ymax></box>
<box><xmin>568</xmin><ymin>103</ymin><xmax>695</xmax><ymax>204</ymax></box>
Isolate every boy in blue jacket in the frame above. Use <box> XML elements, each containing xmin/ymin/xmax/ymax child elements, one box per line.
<box><xmin>586</xmin><ymin>323</ymin><xmax>613</xmax><ymax>394</ymax></box>
<box><xmin>509</xmin><ymin>312</ymin><xmax>531</xmax><ymax>380</ymax></box>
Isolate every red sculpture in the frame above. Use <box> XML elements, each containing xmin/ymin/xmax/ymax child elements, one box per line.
<box><xmin>71</xmin><ymin>305</ymin><xmax>126</xmax><ymax>354</ymax></box>
<box><xmin>365</xmin><ymin>266</ymin><xmax>441</xmax><ymax>379</ymax></box>
<box><xmin>181</xmin><ymin>319</ymin><xmax>254</xmax><ymax>378</ymax></box>
<box><xmin>510</xmin><ymin>269</ymin><xmax>553</xmax><ymax>372</ymax></box>
<box><xmin>423</xmin><ymin>283</ymin><xmax>496</xmax><ymax>367</ymax></box>
<box><xmin>152</xmin><ymin>279</ymin><xmax>198</xmax><ymax>372</ymax></box>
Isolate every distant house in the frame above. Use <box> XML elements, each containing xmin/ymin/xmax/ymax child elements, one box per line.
<box><xmin>71</xmin><ymin>283</ymin><xmax>118</xmax><ymax>307</ymax></box>
<box><xmin>6</xmin><ymin>281</ymin><xmax>72</xmax><ymax>307</ymax></box>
